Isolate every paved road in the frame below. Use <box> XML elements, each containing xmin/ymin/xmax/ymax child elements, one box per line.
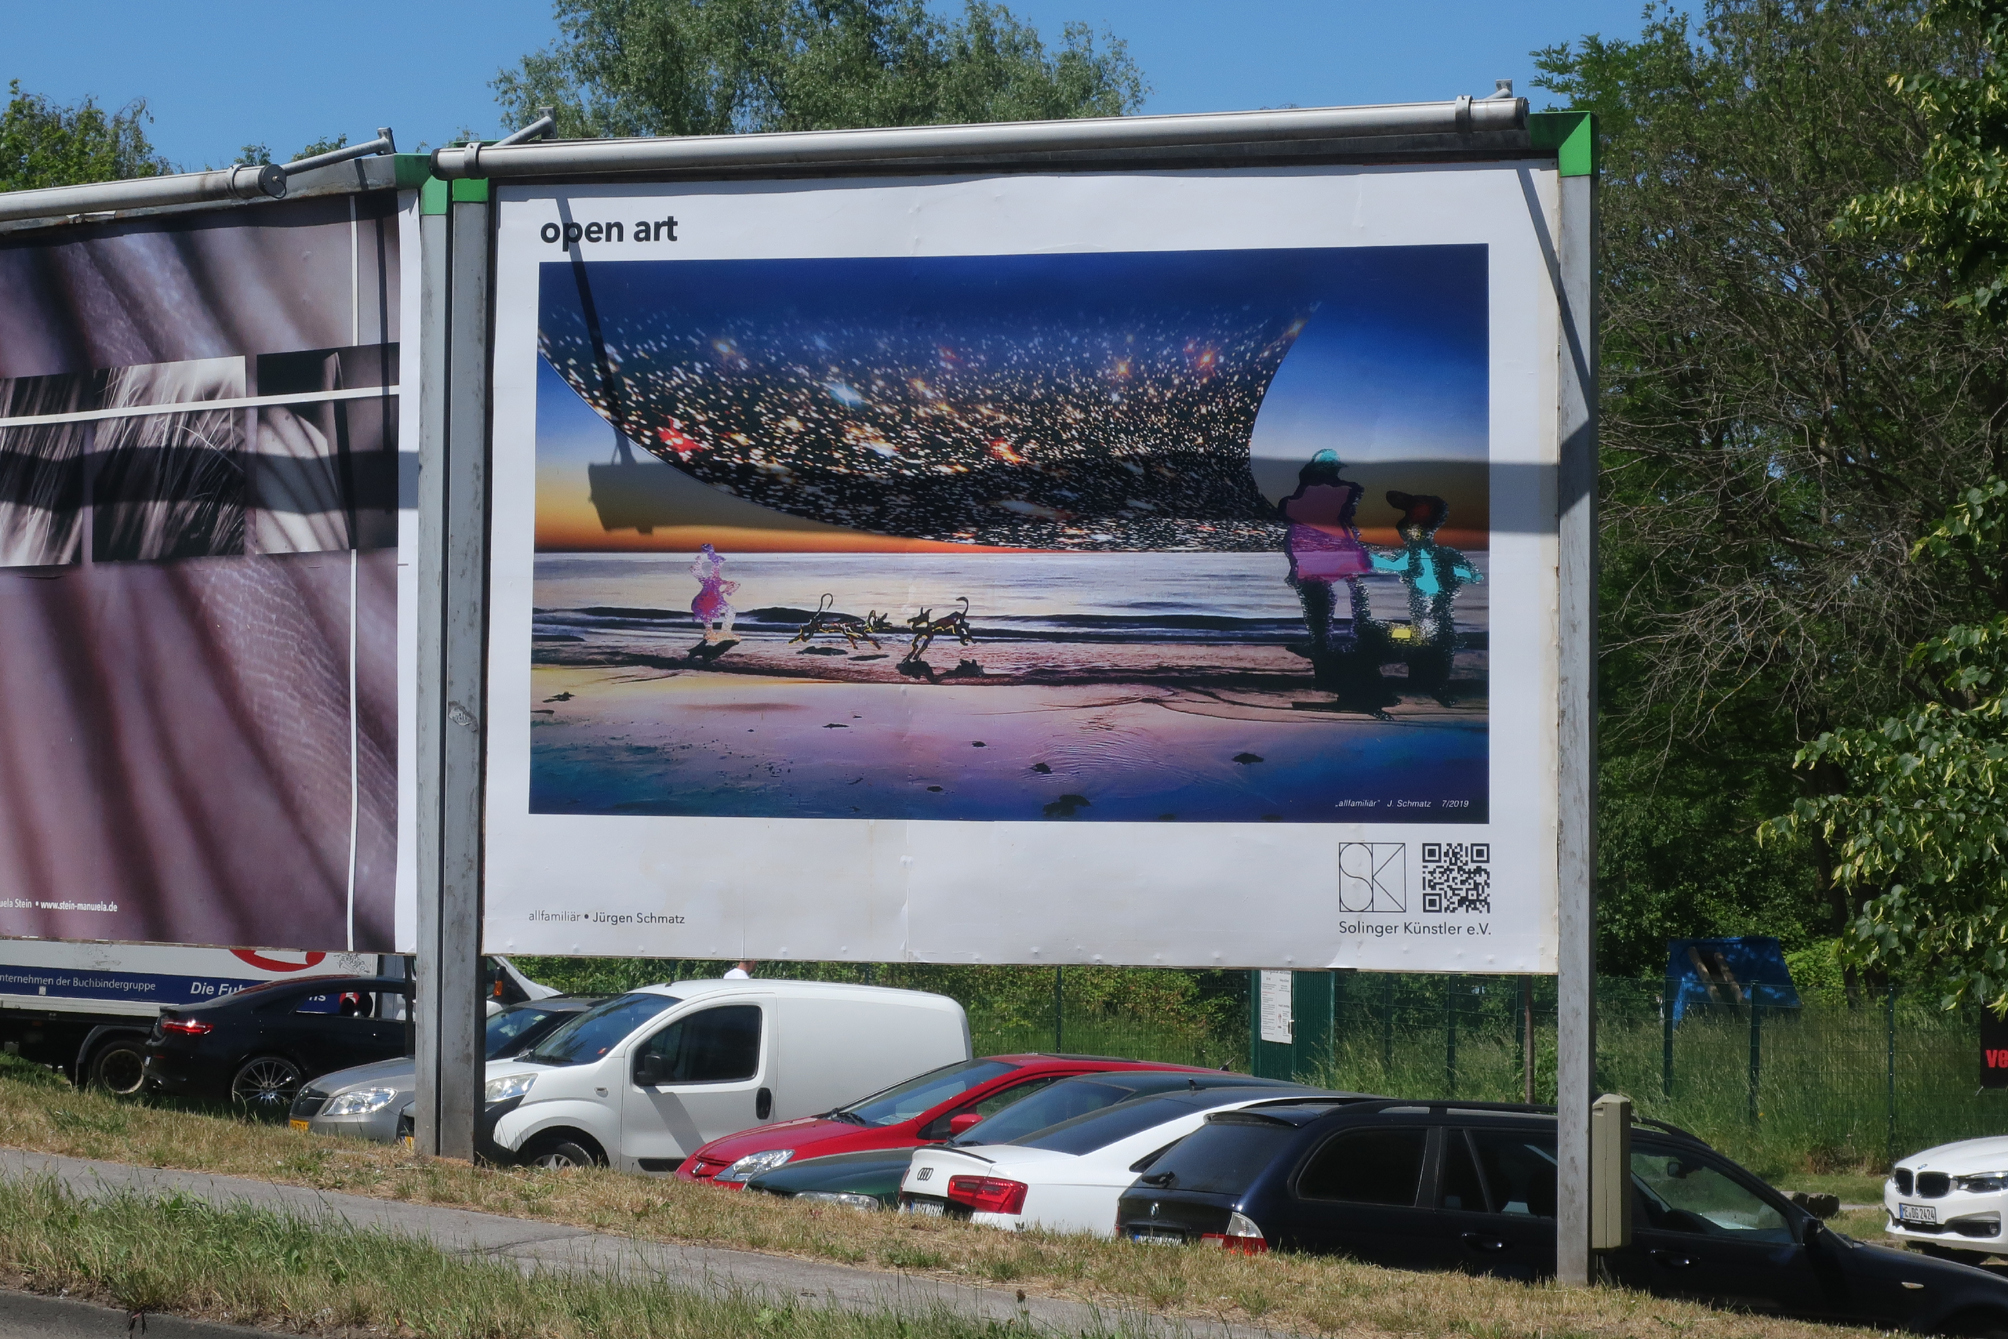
<box><xmin>0</xmin><ymin>1292</ymin><xmax>263</xmax><ymax>1339</ymax></box>
<box><xmin>0</xmin><ymin>1150</ymin><xmax>1271</xmax><ymax>1339</ymax></box>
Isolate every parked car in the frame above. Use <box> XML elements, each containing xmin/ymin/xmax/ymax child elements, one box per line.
<box><xmin>482</xmin><ymin>979</ymin><xmax>970</xmax><ymax>1171</ymax></box>
<box><xmin>1115</xmin><ymin>1099</ymin><xmax>2008</xmax><ymax>1333</ymax></box>
<box><xmin>290</xmin><ymin>995</ymin><xmax>605</xmax><ymax>1143</ymax></box>
<box><xmin>747</xmin><ymin>1069</ymin><xmax>1295</xmax><ymax>1209</ymax></box>
<box><xmin>142</xmin><ymin>976</ymin><xmax>412</xmax><ymax>1115</ymax></box>
<box><xmin>900</xmin><ymin>1083</ymin><xmax>1339</xmax><ymax>1234</ymax></box>
<box><xmin>1885</xmin><ymin>1136</ymin><xmax>2008</xmax><ymax>1260</ymax></box>
<box><xmin>689</xmin><ymin>1052</ymin><xmax>1228</xmax><ymax>1189</ymax></box>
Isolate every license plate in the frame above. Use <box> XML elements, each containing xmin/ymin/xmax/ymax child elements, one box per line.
<box><xmin>902</xmin><ymin>1199</ymin><xmax>946</xmax><ymax>1217</ymax></box>
<box><xmin>289</xmin><ymin>1120</ymin><xmax>309</xmax><ymax>1132</ymax></box>
<box><xmin>1898</xmin><ymin>1203</ymin><xmax>1937</xmax><ymax>1224</ymax></box>
<box><xmin>1129</xmin><ymin>1230</ymin><xmax>1184</xmax><ymax>1246</ymax></box>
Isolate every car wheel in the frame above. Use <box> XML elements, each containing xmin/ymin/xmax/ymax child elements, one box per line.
<box><xmin>86</xmin><ymin>1039</ymin><xmax>147</xmax><ymax>1098</ymax></box>
<box><xmin>229</xmin><ymin>1056</ymin><xmax>304</xmax><ymax>1117</ymax></box>
<box><xmin>524</xmin><ymin>1136</ymin><xmax>603</xmax><ymax>1170</ymax></box>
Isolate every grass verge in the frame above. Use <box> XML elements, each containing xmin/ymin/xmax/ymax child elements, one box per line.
<box><xmin>0</xmin><ymin>1073</ymin><xmax>1884</xmax><ymax>1338</ymax></box>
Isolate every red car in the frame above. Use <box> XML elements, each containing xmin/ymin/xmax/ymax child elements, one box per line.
<box><xmin>677</xmin><ymin>1053</ymin><xmax>1221</xmax><ymax>1186</ymax></box>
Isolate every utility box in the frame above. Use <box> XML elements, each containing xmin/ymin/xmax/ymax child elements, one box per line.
<box><xmin>1590</xmin><ymin>1092</ymin><xmax>1634</xmax><ymax>1250</ymax></box>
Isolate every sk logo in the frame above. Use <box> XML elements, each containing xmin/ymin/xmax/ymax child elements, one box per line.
<box><xmin>1338</xmin><ymin>843</ymin><xmax>1407</xmax><ymax>913</ymax></box>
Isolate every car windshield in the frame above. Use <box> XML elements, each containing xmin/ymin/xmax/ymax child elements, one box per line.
<box><xmin>965</xmin><ymin>1074</ymin><xmax>1210</xmax><ymax>1147</ymax></box>
<box><xmin>485</xmin><ymin>1004</ymin><xmax>558</xmax><ymax>1058</ymax></box>
<box><xmin>522</xmin><ymin>993</ymin><xmax>678</xmax><ymax>1066</ymax></box>
<box><xmin>835</xmin><ymin>1058</ymin><xmax>1019</xmax><ymax>1126</ymax></box>
<box><xmin>1134</xmin><ymin>1113</ymin><xmax>1300</xmax><ymax>1193</ymax></box>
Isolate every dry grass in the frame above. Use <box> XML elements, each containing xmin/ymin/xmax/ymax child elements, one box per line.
<box><xmin>0</xmin><ymin>1071</ymin><xmax>1892</xmax><ymax>1338</ymax></box>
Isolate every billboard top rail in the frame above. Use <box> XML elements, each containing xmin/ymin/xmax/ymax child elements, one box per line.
<box><xmin>429</xmin><ymin>95</ymin><xmax>1531</xmax><ymax>182</ymax></box>
<box><xmin>0</xmin><ymin>151</ymin><xmax>422</xmax><ymax>234</ymax></box>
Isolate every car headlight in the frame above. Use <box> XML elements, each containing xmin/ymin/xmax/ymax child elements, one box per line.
<box><xmin>320</xmin><ymin>1086</ymin><xmax>400</xmax><ymax>1118</ymax></box>
<box><xmin>795</xmin><ymin>1190</ymin><xmax>880</xmax><ymax>1211</ymax></box>
<box><xmin>714</xmin><ymin>1149</ymin><xmax>794</xmax><ymax>1183</ymax></box>
<box><xmin>484</xmin><ymin>1073</ymin><xmax>536</xmax><ymax>1105</ymax></box>
<box><xmin>1954</xmin><ymin>1172</ymin><xmax>2008</xmax><ymax>1193</ymax></box>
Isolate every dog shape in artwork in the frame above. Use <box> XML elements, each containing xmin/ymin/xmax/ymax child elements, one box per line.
<box><xmin>904</xmin><ymin>597</ymin><xmax>976</xmax><ymax>662</ymax></box>
<box><xmin>791</xmin><ymin>593</ymin><xmax>897</xmax><ymax>650</ymax></box>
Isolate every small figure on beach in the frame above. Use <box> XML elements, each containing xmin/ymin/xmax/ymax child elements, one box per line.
<box><xmin>690</xmin><ymin>543</ymin><xmax>740</xmax><ymax>644</ymax></box>
<box><xmin>1279</xmin><ymin>451</ymin><xmax>1393</xmax><ymax>713</ymax></box>
<box><xmin>1370</xmin><ymin>491</ymin><xmax>1483</xmax><ymax>705</ymax></box>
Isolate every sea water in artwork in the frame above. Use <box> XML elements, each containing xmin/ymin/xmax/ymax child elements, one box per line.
<box><xmin>527</xmin><ymin>245</ymin><xmax>1490</xmax><ymax>825</ymax></box>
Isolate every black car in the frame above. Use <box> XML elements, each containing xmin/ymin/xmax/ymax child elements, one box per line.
<box><xmin>1117</xmin><ymin>1099</ymin><xmax>2008</xmax><ymax>1333</ymax></box>
<box><xmin>143</xmin><ymin>976</ymin><xmax>412</xmax><ymax>1116</ymax></box>
<box><xmin>747</xmin><ymin>1071</ymin><xmax>1318</xmax><ymax>1209</ymax></box>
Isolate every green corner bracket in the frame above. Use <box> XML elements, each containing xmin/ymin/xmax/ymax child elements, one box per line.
<box><xmin>419</xmin><ymin>177</ymin><xmax>448</xmax><ymax>216</ymax></box>
<box><xmin>1528</xmin><ymin>110</ymin><xmax>1596</xmax><ymax>178</ymax></box>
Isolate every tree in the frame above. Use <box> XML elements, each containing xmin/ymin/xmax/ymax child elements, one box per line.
<box><xmin>1765</xmin><ymin>483</ymin><xmax>2008</xmax><ymax>1009</ymax></box>
<box><xmin>0</xmin><ymin>81</ymin><xmax>168</xmax><ymax>191</ymax></box>
<box><xmin>493</xmin><ymin>0</ymin><xmax>1146</xmax><ymax>139</ymax></box>
<box><xmin>236</xmin><ymin>134</ymin><xmax>350</xmax><ymax>167</ymax></box>
<box><xmin>1534</xmin><ymin>2</ymin><xmax>2008</xmax><ymax>972</ymax></box>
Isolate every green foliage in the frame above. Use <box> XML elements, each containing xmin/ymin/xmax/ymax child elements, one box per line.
<box><xmin>0</xmin><ymin>80</ymin><xmax>169</xmax><ymax>191</ymax></box>
<box><xmin>1764</xmin><ymin>480</ymin><xmax>2008</xmax><ymax>1010</ymax></box>
<box><xmin>493</xmin><ymin>0</ymin><xmax>1147</xmax><ymax>139</ymax></box>
<box><xmin>1842</xmin><ymin>0</ymin><xmax>2008</xmax><ymax>315</ymax></box>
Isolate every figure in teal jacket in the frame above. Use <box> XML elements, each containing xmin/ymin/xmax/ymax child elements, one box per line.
<box><xmin>1370</xmin><ymin>491</ymin><xmax>1483</xmax><ymax>705</ymax></box>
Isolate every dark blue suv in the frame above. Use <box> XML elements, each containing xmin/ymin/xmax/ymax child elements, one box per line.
<box><xmin>1116</xmin><ymin>1099</ymin><xmax>2008</xmax><ymax>1333</ymax></box>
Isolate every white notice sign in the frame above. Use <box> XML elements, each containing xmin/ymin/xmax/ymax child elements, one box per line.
<box><xmin>1259</xmin><ymin>970</ymin><xmax>1294</xmax><ymax>1044</ymax></box>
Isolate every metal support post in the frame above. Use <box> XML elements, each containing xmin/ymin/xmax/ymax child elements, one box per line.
<box><xmin>1445</xmin><ymin>975</ymin><xmax>1458</xmax><ymax>1098</ymax></box>
<box><xmin>1053</xmin><ymin>965</ymin><xmax>1064</xmax><ymax>1052</ymax></box>
<box><xmin>1662</xmin><ymin>971</ymin><xmax>1676</xmax><ymax>1097</ymax></box>
<box><xmin>1886</xmin><ymin>987</ymin><xmax>1899</xmax><ymax>1163</ymax></box>
<box><xmin>1554</xmin><ymin>160</ymin><xmax>1601</xmax><ymax>1287</ymax></box>
<box><xmin>1748</xmin><ymin>1002</ymin><xmax>1763</xmax><ymax>1127</ymax></box>
<box><xmin>414</xmin><ymin>185</ymin><xmax>492</xmax><ymax>1159</ymax></box>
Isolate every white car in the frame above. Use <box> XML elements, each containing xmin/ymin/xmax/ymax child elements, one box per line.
<box><xmin>482</xmin><ymin>978</ymin><xmax>969</xmax><ymax>1171</ymax></box>
<box><xmin>1886</xmin><ymin>1136</ymin><xmax>2008</xmax><ymax>1256</ymax></box>
<box><xmin>899</xmin><ymin>1085</ymin><xmax>1349</xmax><ymax>1237</ymax></box>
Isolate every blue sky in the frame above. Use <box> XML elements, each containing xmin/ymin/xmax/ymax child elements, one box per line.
<box><xmin>5</xmin><ymin>1</ymin><xmax>1655</xmax><ymax>170</ymax></box>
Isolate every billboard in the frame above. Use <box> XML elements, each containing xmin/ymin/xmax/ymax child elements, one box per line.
<box><xmin>0</xmin><ymin>192</ymin><xmax>411</xmax><ymax>951</ymax></box>
<box><xmin>484</xmin><ymin>165</ymin><xmax>1562</xmax><ymax>970</ymax></box>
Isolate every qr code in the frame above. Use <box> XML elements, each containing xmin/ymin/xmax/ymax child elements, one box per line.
<box><xmin>1421</xmin><ymin>843</ymin><xmax>1491</xmax><ymax>914</ymax></box>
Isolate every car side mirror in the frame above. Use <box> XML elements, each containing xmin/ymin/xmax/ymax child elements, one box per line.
<box><xmin>633</xmin><ymin>1052</ymin><xmax>665</xmax><ymax>1087</ymax></box>
<box><xmin>947</xmin><ymin>1111</ymin><xmax>983</xmax><ymax>1136</ymax></box>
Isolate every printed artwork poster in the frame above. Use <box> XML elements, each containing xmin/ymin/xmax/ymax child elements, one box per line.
<box><xmin>0</xmin><ymin>193</ymin><xmax>412</xmax><ymax>952</ymax></box>
<box><xmin>485</xmin><ymin>165</ymin><xmax>1563</xmax><ymax>972</ymax></box>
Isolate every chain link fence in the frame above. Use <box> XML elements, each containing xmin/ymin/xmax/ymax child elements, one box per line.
<box><xmin>513</xmin><ymin>956</ymin><xmax>2002</xmax><ymax>1175</ymax></box>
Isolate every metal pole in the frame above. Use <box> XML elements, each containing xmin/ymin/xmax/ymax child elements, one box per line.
<box><xmin>1886</xmin><ymin>987</ymin><xmax>1899</xmax><ymax>1164</ymax></box>
<box><xmin>1748</xmin><ymin>1001</ymin><xmax>1762</xmax><ymax>1127</ymax></box>
<box><xmin>1663</xmin><ymin>971</ymin><xmax>1676</xmax><ymax>1098</ymax></box>
<box><xmin>1053</xmin><ymin>965</ymin><xmax>1064</xmax><ymax>1052</ymax></box>
<box><xmin>414</xmin><ymin>184</ymin><xmax>492</xmax><ymax>1160</ymax></box>
<box><xmin>1445</xmin><ymin>975</ymin><xmax>1458</xmax><ymax>1098</ymax></box>
<box><xmin>1523</xmin><ymin>975</ymin><xmax>1537</xmax><ymax>1105</ymax></box>
<box><xmin>1554</xmin><ymin>148</ymin><xmax>1602</xmax><ymax>1287</ymax></box>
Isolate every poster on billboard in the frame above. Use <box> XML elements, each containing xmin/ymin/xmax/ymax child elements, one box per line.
<box><xmin>483</xmin><ymin>164</ymin><xmax>1561</xmax><ymax>971</ymax></box>
<box><xmin>0</xmin><ymin>190</ymin><xmax>412</xmax><ymax>952</ymax></box>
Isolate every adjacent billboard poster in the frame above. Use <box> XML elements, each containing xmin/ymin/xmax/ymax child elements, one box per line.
<box><xmin>0</xmin><ymin>193</ymin><xmax>411</xmax><ymax>951</ymax></box>
<box><xmin>485</xmin><ymin>165</ymin><xmax>1561</xmax><ymax>971</ymax></box>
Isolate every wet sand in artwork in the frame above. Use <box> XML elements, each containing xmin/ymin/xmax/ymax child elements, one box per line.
<box><xmin>528</xmin><ymin>637</ymin><xmax>1488</xmax><ymax>824</ymax></box>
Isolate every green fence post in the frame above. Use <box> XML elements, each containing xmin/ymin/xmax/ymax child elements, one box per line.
<box><xmin>1663</xmin><ymin>970</ymin><xmax>1676</xmax><ymax>1098</ymax></box>
<box><xmin>1381</xmin><ymin>974</ymin><xmax>1396</xmax><ymax>1079</ymax></box>
<box><xmin>1445</xmin><ymin>974</ymin><xmax>1458</xmax><ymax>1099</ymax></box>
<box><xmin>1053</xmin><ymin>965</ymin><xmax>1064</xmax><ymax>1052</ymax></box>
<box><xmin>1521</xmin><ymin>975</ymin><xmax>1536</xmax><ymax>1104</ymax></box>
<box><xmin>1886</xmin><ymin>986</ymin><xmax>1899</xmax><ymax>1164</ymax></box>
<box><xmin>1748</xmin><ymin>1000</ymin><xmax>1763</xmax><ymax>1127</ymax></box>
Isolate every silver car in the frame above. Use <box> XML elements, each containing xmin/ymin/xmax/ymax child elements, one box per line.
<box><xmin>291</xmin><ymin>995</ymin><xmax>603</xmax><ymax>1142</ymax></box>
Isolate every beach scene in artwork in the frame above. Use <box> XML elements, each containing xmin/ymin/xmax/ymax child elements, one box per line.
<box><xmin>527</xmin><ymin>246</ymin><xmax>1491</xmax><ymax>824</ymax></box>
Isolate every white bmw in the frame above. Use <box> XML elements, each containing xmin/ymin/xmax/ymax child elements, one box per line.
<box><xmin>1886</xmin><ymin>1136</ymin><xmax>2008</xmax><ymax>1256</ymax></box>
<box><xmin>899</xmin><ymin>1085</ymin><xmax>1353</xmax><ymax>1237</ymax></box>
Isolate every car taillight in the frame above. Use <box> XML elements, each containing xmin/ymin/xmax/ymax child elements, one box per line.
<box><xmin>1200</xmin><ymin>1212</ymin><xmax>1267</xmax><ymax>1255</ymax></box>
<box><xmin>158</xmin><ymin>1017</ymin><xmax>213</xmax><ymax>1036</ymax></box>
<box><xmin>945</xmin><ymin>1175</ymin><xmax>1029</xmax><ymax>1215</ymax></box>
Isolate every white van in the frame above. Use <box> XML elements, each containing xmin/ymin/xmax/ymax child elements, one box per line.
<box><xmin>480</xmin><ymin>979</ymin><xmax>970</xmax><ymax>1171</ymax></box>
